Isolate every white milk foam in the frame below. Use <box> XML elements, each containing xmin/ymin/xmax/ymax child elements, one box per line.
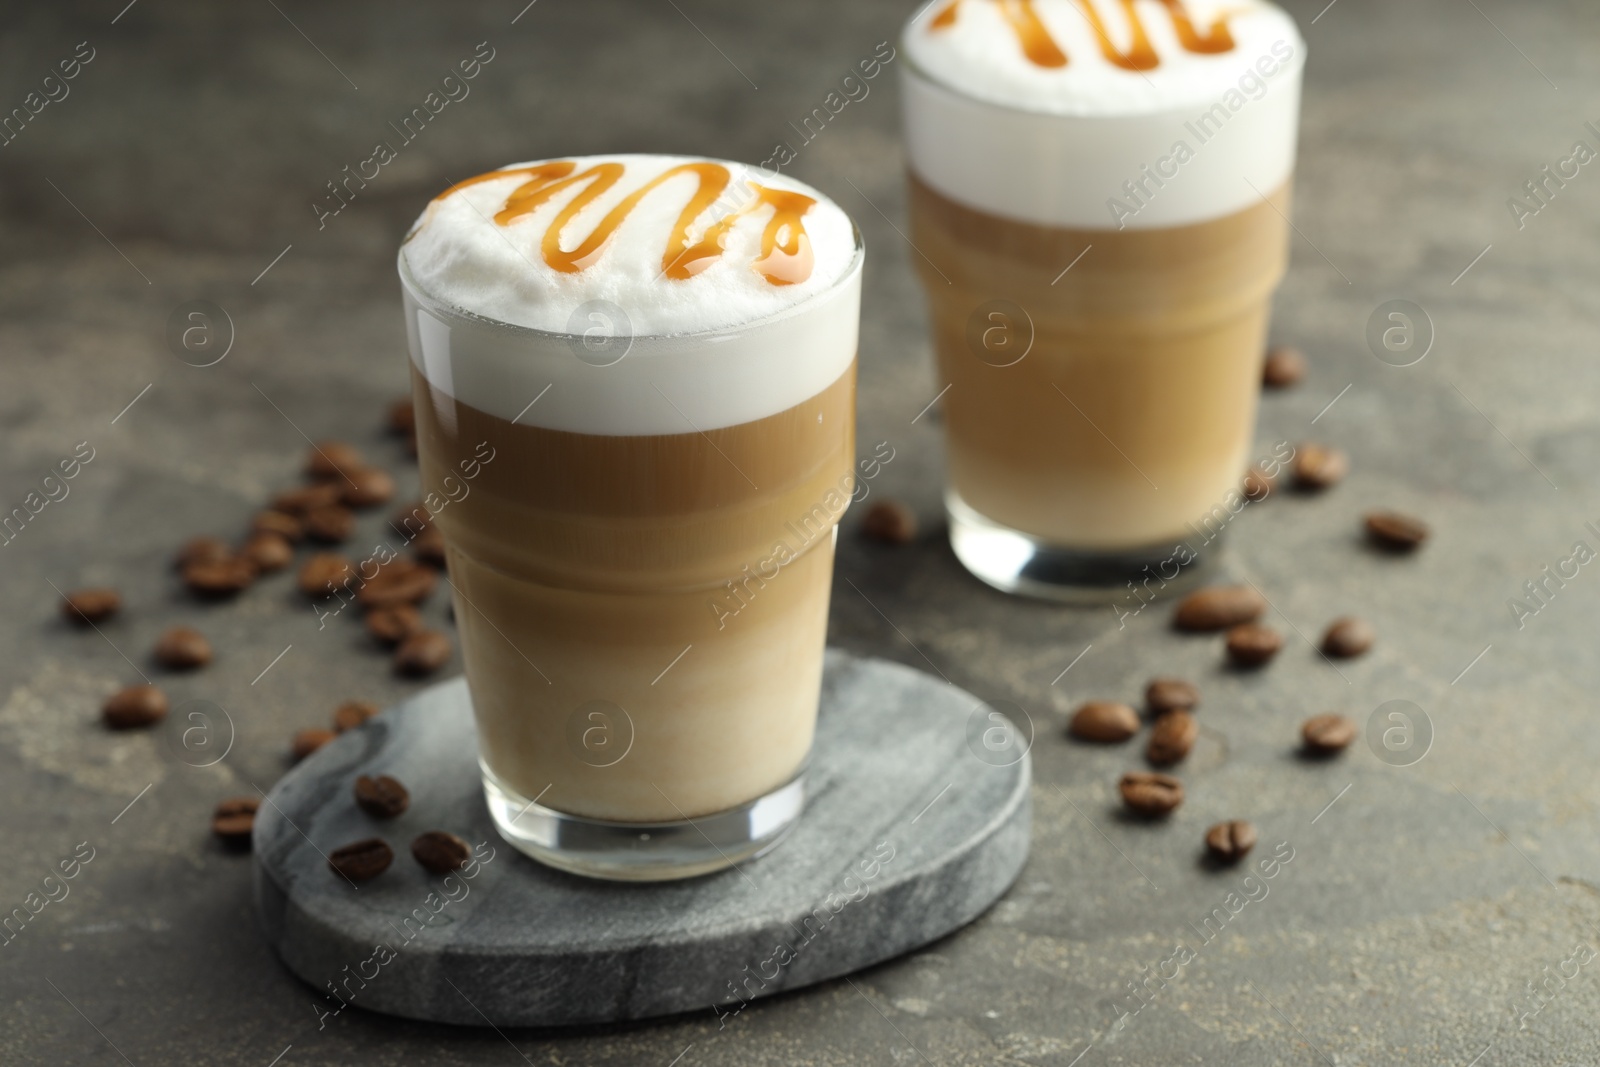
<box><xmin>901</xmin><ymin>0</ymin><xmax>1305</xmax><ymax>229</ymax></box>
<box><xmin>399</xmin><ymin>155</ymin><xmax>861</xmax><ymax>436</ymax></box>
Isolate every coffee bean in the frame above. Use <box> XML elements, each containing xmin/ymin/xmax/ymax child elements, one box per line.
<box><xmin>62</xmin><ymin>587</ymin><xmax>120</xmax><ymax>625</ymax></box>
<box><xmin>153</xmin><ymin>626</ymin><xmax>212</xmax><ymax>670</ymax></box>
<box><xmin>1262</xmin><ymin>345</ymin><xmax>1307</xmax><ymax>388</ymax></box>
<box><xmin>329</xmin><ymin>838</ymin><xmax>393</xmax><ymax>882</ymax></box>
<box><xmin>240</xmin><ymin>531</ymin><xmax>294</xmax><ymax>573</ymax></box>
<box><xmin>1301</xmin><ymin>713</ymin><xmax>1357</xmax><ymax>754</ymax></box>
<box><xmin>354</xmin><ymin>774</ymin><xmax>409</xmax><ymax>819</ymax></box>
<box><xmin>183</xmin><ymin>556</ymin><xmax>257</xmax><ymax>597</ymax></box>
<box><xmin>212</xmin><ymin>796</ymin><xmax>260</xmax><ymax>844</ymax></box>
<box><xmin>1226</xmin><ymin>623</ymin><xmax>1283</xmax><ymax>667</ymax></box>
<box><xmin>1120</xmin><ymin>772</ymin><xmax>1184</xmax><ymax>816</ymax></box>
<box><xmin>1365</xmin><ymin>510</ymin><xmax>1429</xmax><ymax>551</ymax></box>
<box><xmin>291</xmin><ymin>727</ymin><xmax>336</xmax><ymax>762</ymax></box>
<box><xmin>1068</xmin><ymin>701</ymin><xmax>1139</xmax><ymax>743</ymax></box>
<box><xmin>1173</xmin><ymin>585</ymin><xmax>1266</xmax><ymax>631</ymax></box>
<box><xmin>861</xmin><ymin>500</ymin><xmax>917</xmax><ymax>545</ymax></box>
<box><xmin>388</xmin><ymin>397</ymin><xmax>416</xmax><ymax>435</ymax></box>
<box><xmin>411</xmin><ymin>831</ymin><xmax>471</xmax><ymax>874</ymax></box>
<box><xmin>404</xmin><ymin>432</ymin><xmax>418</xmax><ymax>459</ymax></box>
<box><xmin>298</xmin><ymin>553</ymin><xmax>355</xmax><ymax>598</ymax></box>
<box><xmin>307</xmin><ymin>441</ymin><xmax>364</xmax><ymax>481</ymax></box>
<box><xmin>1146</xmin><ymin>710</ymin><xmax>1198</xmax><ymax>766</ymax></box>
<box><xmin>390</xmin><ymin>501</ymin><xmax>432</xmax><ymax>535</ymax></box>
<box><xmin>366</xmin><ymin>604</ymin><xmax>423</xmax><ymax>646</ymax></box>
<box><xmin>252</xmin><ymin>509</ymin><xmax>304</xmax><ymax>543</ymax></box>
<box><xmin>1293</xmin><ymin>443</ymin><xmax>1348</xmax><ymax>490</ymax></box>
<box><xmin>341</xmin><ymin>468</ymin><xmax>395</xmax><ymax>510</ymax></box>
<box><xmin>272</xmin><ymin>483</ymin><xmax>342</xmax><ymax>516</ymax></box>
<box><xmin>395</xmin><ymin>631</ymin><xmax>452</xmax><ymax>676</ymax></box>
<box><xmin>103</xmin><ymin>684</ymin><xmax>168</xmax><ymax>729</ymax></box>
<box><xmin>333</xmin><ymin>699</ymin><xmax>379</xmax><ymax>733</ymax></box>
<box><xmin>305</xmin><ymin>505</ymin><xmax>356</xmax><ymax>544</ymax></box>
<box><xmin>1242</xmin><ymin>465</ymin><xmax>1276</xmax><ymax>502</ymax></box>
<box><xmin>357</xmin><ymin>559</ymin><xmax>437</xmax><ymax>610</ymax></box>
<box><xmin>1146</xmin><ymin>677</ymin><xmax>1199</xmax><ymax>716</ymax></box>
<box><xmin>412</xmin><ymin>527</ymin><xmax>448</xmax><ymax>569</ymax></box>
<box><xmin>1321</xmin><ymin>616</ymin><xmax>1374</xmax><ymax>658</ymax></box>
<box><xmin>1204</xmin><ymin>820</ymin><xmax>1258</xmax><ymax>862</ymax></box>
<box><xmin>175</xmin><ymin>536</ymin><xmax>229</xmax><ymax>570</ymax></box>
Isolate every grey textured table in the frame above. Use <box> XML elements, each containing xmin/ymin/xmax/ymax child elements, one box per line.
<box><xmin>5</xmin><ymin>1</ymin><xmax>1600</xmax><ymax>1064</ymax></box>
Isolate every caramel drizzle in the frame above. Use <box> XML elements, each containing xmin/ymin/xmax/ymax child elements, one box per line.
<box><xmin>929</xmin><ymin>0</ymin><xmax>1237</xmax><ymax>71</ymax></box>
<box><xmin>432</xmin><ymin>161</ymin><xmax>817</xmax><ymax>286</ymax></box>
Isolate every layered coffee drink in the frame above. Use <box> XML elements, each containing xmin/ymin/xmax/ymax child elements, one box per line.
<box><xmin>398</xmin><ymin>155</ymin><xmax>862</xmax><ymax>879</ymax></box>
<box><xmin>901</xmin><ymin>0</ymin><xmax>1304</xmax><ymax>599</ymax></box>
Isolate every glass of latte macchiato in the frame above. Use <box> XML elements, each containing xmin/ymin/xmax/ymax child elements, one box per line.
<box><xmin>901</xmin><ymin>0</ymin><xmax>1304</xmax><ymax>601</ymax></box>
<box><xmin>398</xmin><ymin>156</ymin><xmax>862</xmax><ymax>880</ymax></box>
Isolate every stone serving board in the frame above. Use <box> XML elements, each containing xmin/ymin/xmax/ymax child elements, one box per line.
<box><xmin>253</xmin><ymin>649</ymin><xmax>1032</xmax><ymax>1027</ymax></box>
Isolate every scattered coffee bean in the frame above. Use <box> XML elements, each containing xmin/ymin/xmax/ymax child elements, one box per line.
<box><xmin>240</xmin><ymin>531</ymin><xmax>294</xmax><ymax>573</ymax></box>
<box><xmin>103</xmin><ymin>684</ymin><xmax>168</xmax><ymax>729</ymax></box>
<box><xmin>1068</xmin><ymin>701</ymin><xmax>1139</xmax><ymax>743</ymax></box>
<box><xmin>1242</xmin><ymin>465</ymin><xmax>1276</xmax><ymax>502</ymax></box>
<box><xmin>412</xmin><ymin>527</ymin><xmax>447</xmax><ymax>569</ymax></box>
<box><xmin>291</xmin><ymin>727</ymin><xmax>336</xmax><ymax>762</ymax></box>
<box><xmin>357</xmin><ymin>559</ymin><xmax>437</xmax><ymax>610</ymax></box>
<box><xmin>153</xmin><ymin>626</ymin><xmax>212</xmax><ymax>670</ymax></box>
<box><xmin>175</xmin><ymin>536</ymin><xmax>229</xmax><ymax>570</ymax></box>
<box><xmin>212</xmin><ymin>796</ymin><xmax>260</xmax><ymax>844</ymax></box>
<box><xmin>62</xmin><ymin>587</ymin><xmax>121</xmax><ymax>625</ymax></box>
<box><xmin>1321</xmin><ymin>616</ymin><xmax>1374</xmax><ymax>658</ymax></box>
<box><xmin>354</xmin><ymin>774</ymin><xmax>409</xmax><ymax>819</ymax></box>
<box><xmin>411</xmin><ymin>831</ymin><xmax>471</xmax><ymax>874</ymax></box>
<box><xmin>333</xmin><ymin>699</ymin><xmax>379</xmax><ymax>733</ymax></box>
<box><xmin>1173</xmin><ymin>585</ymin><xmax>1266</xmax><ymax>631</ymax></box>
<box><xmin>298</xmin><ymin>553</ymin><xmax>355</xmax><ymax>599</ymax></box>
<box><xmin>272</xmin><ymin>483</ymin><xmax>342</xmax><ymax>516</ymax></box>
<box><xmin>252</xmin><ymin>509</ymin><xmax>304</xmax><ymax>543</ymax></box>
<box><xmin>388</xmin><ymin>397</ymin><xmax>416</xmax><ymax>435</ymax></box>
<box><xmin>1301</xmin><ymin>713</ymin><xmax>1358</xmax><ymax>755</ymax></box>
<box><xmin>1262</xmin><ymin>345</ymin><xmax>1307</xmax><ymax>388</ymax></box>
<box><xmin>1146</xmin><ymin>677</ymin><xmax>1199</xmax><ymax>716</ymax></box>
<box><xmin>1120</xmin><ymin>772</ymin><xmax>1184</xmax><ymax>816</ymax></box>
<box><xmin>305</xmin><ymin>504</ymin><xmax>356</xmax><ymax>544</ymax></box>
<box><xmin>1204</xmin><ymin>820</ymin><xmax>1258</xmax><ymax>862</ymax></box>
<box><xmin>341</xmin><ymin>468</ymin><xmax>395</xmax><ymax>510</ymax></box>
<box><xmin>1293</xmin><ymin>443</ymin><xmax>1348</xmax><ymax>490</ymax></box>
<box><xmin>329</xmin><ymin>838</ymin><xmax>393</xmax><ymax>882</ymax></box>
<box><xmin>1365</xmin><ymin>510</ymin><xmax>1429</xmax><ymax>551</ymax></box>
<box><xmin>861</xmin><ymin>500</ymin><xmax>917</xmax><ymax>545</ymax></box>
<box><xmin>307</xmin><ymin>441</ymin><xmax>364</xmax><ymax>481</ymax></box>
<box><xmin>1146</xmin><ymin>710</ymin><xmax>1198</xmax><ymax>766</ymax></box>
<box><xmin>366</xmin><ymin>604</ymin><xmax>424</xmax><ymax>646</ymax></box>
<box><xmin>390</xmin><ymin>501</ymin><xmax>432</xmax><ymax>535</ymax></box>
<box><xmin>395</xmin><ymin>631</ymin><xmax>452</xmax><ymax>676</ymax></box>
<box><xmin>183</xmin><ymin>556</ymin><xmax>257</xmax><ymax>597</ymax></box>
<box><xmin>1226</xmin><ymin>623</ymin><xmax>1283</xmax><ymax>668</ymax></box>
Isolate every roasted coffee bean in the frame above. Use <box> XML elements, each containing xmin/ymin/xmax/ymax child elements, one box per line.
<box><xmin>183</xmin><ymin>556</ymin><xmax>257</xmax><ymax>597</ymax></box>
<box><xmin>1120</xmin><ymin>772</ymin><xmax>1184</xmax><ymax>816</ymax></box>
<box><xmin>861</xmin><ymin>500</ymin><xmax>917</xmax><ymax>545</ymax></box>
<box><xmin>175</xmin><ymin>536</ymin><xmax>229</xmax><ymax>569</ymax></box>
<box><xmin>62</xmin><ymin>587</ymin><xmax>120</xmax><ymax>625</ymax></box>
<box><xmin>366</xmin><ymin>604</ymin><xmax>424</xmax><ymax>646</ymax></box>
<box><xmin>1293</xmin><ymin>443</ymin><xmax>1348</xmax><ymax>490</ymax></box>
<box><xmin>103</xmin><ymin>684</ymin><xmax>168</xmax><ymax>729</ymax></box>
<box><xmin>153</xmin><ymin>626</ymin><xmax>212</xmax><ymax>670</ymax></box>
<box><xmin>272</xmin><ymin>482</ymin><xmax>342</xmax><ymax>516</ymax></box>
<box><xmin>291</xmin><ymin>727</ymin><xmax>336</xmax><ymax>762</ymax></box>
<box><xmin>354</xmin><ymin>774</ymin><xmax>409</xmax><ymax>819</ymax></box>
<box><xmin>1146</xmin><ymin>710</ymin><xmax>1198</xmax><ymax>766</ymax></box>
<box><xmin>1262</xmin><ymin>345</ymin><xmax>1307</xmax><ymax>388</ymax></box>
<box><xmin>1068</xmin><ymin>701</ymin><xmax>1139</xmax><ymax>743</ymax></box>
<box><xmin>1226</xmin><ymin>623</ymin><xmax>1283</xmax><ymax>668</ymax></box>
<box><xmin>357</xmin><ymin>559</ymin><xmax>437</xmax><ymax>609</ymax></box>
<box><xmin>1301</xmin><ymin>713</ymin><xmax>1358</xmax><ymax>754</ymax></box>
<box><xmin>341</xmin><ymin>468</ymin><xmax>395</xmax><ymax>510</ymax></box>
<box><xmin>1173</xmin><ymin>585</ymin><xmax>1266</xmax><ymax>631</ymax></box>
<box><xmin>1321</xmin><ymin>616</ymin><xmax>1374</xmax><ymax>658</ymax></box>
<box><xmin>1242</xmin><ymin>465</ymin><xmax>1276</xmax><ymax>502</ymax></box>
<box><xmin>395</xmin><ymin>631</ymin><xmax>452</xmax><ymax>676</ymax></box>
<box><xmin>389</xmin><ymin>501</ymin><xmax>432</xmax><ymax>536</ymax></box>
<box><xmin>388</xmin><ymin>397</ymin><xmax>416</xmax><ymax>435</ymax></box>
<box><xmin>240</xmin><ymin>531</ymin><xmax>294</xmax><ymax>573</ymax></box>
<box><xmin>212</xmin><ymin>796</ymin><xmax>260</xmax><ymax>844</ymax></box>
<box><xmin>1365</xmin><ymin>510</ymin><xmax>1429</xmax><ymax>551</ymax></box>
<box><xmin>411</xmin><ymin>831</ymin><xmax>471</xmax><ymax>874</ymax></box>
<box><xmin>306</xmin><ymin>441</ymin><xmax>364</xmax><ymax>481</ymax></box>
<box><xmin>252</xmin><ymin>509</ymin><xmax>304</xmax><ymax>543</ymax></box>
<box><xmin>305</xmin><ymin>505</ymin><xmax>356</xmax><ymax>544</ymax></box>
<box><xmin>1204</xmin><ymin>820</ymin><xmax>1258</xmax><ymax>862</ymax></box>
<box><xmin>1146</xmin><ymin>677</ymin><xmax>1199</xmax><ymax>716</ymax></box>
<box><xmin>333</xmin><ymin>699</ymin><xmax>379</xmax><ymax>733</ymax></box>
<box><xmin>298</xmin><ymin>553</ymin><xmax>355</xmax><ymax>598</ymax></box>
<box><xmin>412</xmin><ymin>527</ymin><xmax>447</xmax><ymax>569</ymax></box>
<box><xmin>329</xmin><ymin>838</ymin><xmax>393</xmax><ymax>882</ymax></box>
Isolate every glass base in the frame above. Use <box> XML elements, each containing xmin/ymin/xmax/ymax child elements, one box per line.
<box><xmin>946</xmin><ymin>490</ymin><xmax>1220</xmax><ymax>605</ymax></box>
<box><xmin>481</xmin><ymin>762</ymin><xmax>807</xmax><ymax>882</ymax></box>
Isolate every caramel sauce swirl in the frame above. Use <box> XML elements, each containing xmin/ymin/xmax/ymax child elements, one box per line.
<box><xmin>929</xmin><ymin>0</ymin><xmax>1237</xmax><ymax>71</ymax></box>
<box><xmin>426</xmin><ymin>160</ymin><xmax>817</xmax><ymax>286</ymax></box>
